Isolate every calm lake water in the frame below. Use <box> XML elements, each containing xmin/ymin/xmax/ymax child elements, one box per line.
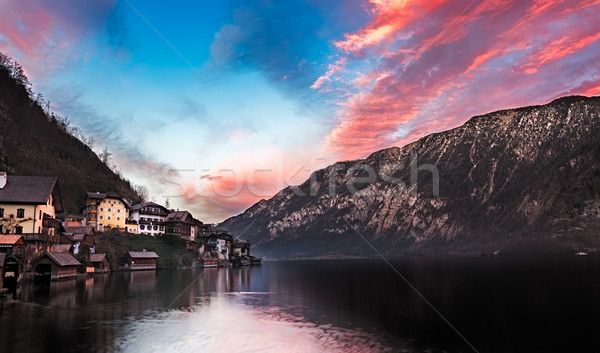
<box><xmin>1</xmin><ymin>257</ymin><xmax>599</xmax><ymax>352</ymax></box>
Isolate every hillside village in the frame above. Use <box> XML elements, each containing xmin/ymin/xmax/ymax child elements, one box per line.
<box><xmin>0</xmin><ymin>172</ymin><xmax>260</xmax><ymax>286</ymax></box>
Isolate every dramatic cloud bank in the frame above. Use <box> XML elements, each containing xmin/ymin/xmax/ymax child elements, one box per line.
<box><xmin>2</xmin><ymin>0</ymin><xmax>599</xmax><ymax>221</ymax></box>
<box><xmin>315</xmin><ymin>0</ymin><xmax>600</xmax><ymax>159</ymax></box>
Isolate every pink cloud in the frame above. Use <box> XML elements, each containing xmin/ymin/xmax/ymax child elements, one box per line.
<box><xmin>0</xmin><ymin>0</ymin><xmax>116</xmax><ymax>81</ymax></box>
<box><xmin>318</xmin><ymin>0</ymin><xmax>600</xmax><ymax>160</ymax></box>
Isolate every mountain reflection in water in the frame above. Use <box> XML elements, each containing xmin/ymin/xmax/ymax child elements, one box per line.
<box><xmin>1</xmin><ymin>257</ymin><xmax>599</xmax><ymax>352</ymax></box>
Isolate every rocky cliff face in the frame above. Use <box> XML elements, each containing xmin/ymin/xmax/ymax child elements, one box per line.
<box><xmin>221</xmin><ymin>96</ymin><xmax>600</xmax><ymax>258</ymax></box>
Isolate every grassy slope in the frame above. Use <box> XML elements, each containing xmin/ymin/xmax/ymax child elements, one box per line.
<box><xmin>95</xmin><ymin>230</ymin><xmax>196</xmax><ymax>270</ymax></box>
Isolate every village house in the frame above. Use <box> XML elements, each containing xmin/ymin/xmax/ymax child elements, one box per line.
<box><xmin>83</xmin><ymin>192</ymin><xmax>130</xmax><ymax>232</ymax></box>
<box><xmin>90</xmin><ymin>253</ymin><xmax>110</xmax><ymax>273</ymax></box>
<box><xmin>0</xmin><ymin>234</ymin><xmax>26</xmax><ymax>261</ymax></box>
<box><xmin>60</xmin><ymin>226</ymin><xmax>96</xmax><ymax>258</ymax></box>
<box><xmin>126</xmin><ymin>251</ymin><xmax>159</xmax><ymax>271</ymax></box>
<box><xmin>32</xmin><ymin>251</ymin><xmax>81</xmax><ymax>281</ymax></box>
<box><xmin>205</xmin><ymin>232</ymin><xmax>233</xmax><ymax>258</ymax></box>
<box><xmin>164</xmin><ymin>211</ymin><xmax>198</xmax><ymax>240</ymax></box>
<box><xmin>232</xmin><ymin>240</ymin><xmax>250</xmax><ymax>257</ymax></box>
<box><xmin>129</xmin><ymin>202</ymin><xmax>169</xmax><ymax>235</ymax></box>
<box><xmin>0</xmin><ymin>173</ymin><xmax>63</xmax><ymax>243</ymax></box>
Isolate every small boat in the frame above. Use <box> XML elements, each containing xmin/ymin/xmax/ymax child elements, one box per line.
<box><xmin>575</xmin><ymin>252</ymin><xmax>588</xmax><ymax>256</ymax></box>
<box><xmin>250</xmin><ymin>256</ymin><xmax>262</xmax><ymax>265</ymax></box>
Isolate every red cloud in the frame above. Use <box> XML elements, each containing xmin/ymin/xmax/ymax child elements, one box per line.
<box><xmin>319</xmin><ymin>0</ymin><xmax>600</xmax><ymax>160</ymax></box>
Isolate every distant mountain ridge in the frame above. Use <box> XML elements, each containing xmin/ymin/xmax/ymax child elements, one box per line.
<box><xmin>221</xmin><ymin>96</ymin><xmax>600</xmax><ymax>258</ymax></box>
<box><xmin>0</xmin><ymin>53</ymin><xmax>142</xmax><ymax>214</ymax></box>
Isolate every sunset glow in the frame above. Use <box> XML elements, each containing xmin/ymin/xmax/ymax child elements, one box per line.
<box><xmin>1</xmin><ymin>0</ymin><xmax>599</xmax><ymax>222</ymax></box>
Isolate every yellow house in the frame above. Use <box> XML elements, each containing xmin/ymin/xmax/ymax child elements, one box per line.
<box><xmin>83</xmin><ymin>192</ymin><xmax>130</xmax><ymax>232</ymax></box>
<box><xmin>0</xmin><ymin>173</ymin><xmax>63</xmax><ymax>235</ymax></box>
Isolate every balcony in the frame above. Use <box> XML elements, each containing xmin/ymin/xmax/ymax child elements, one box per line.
<box><xmin>42</xmin><ymin>216</ymin><xmax>62</xmax><ymax>228</ymax></box>
<box><xmin>21</xmin><ymin>232</ymin><xmax>58</xmax><ymax>243</ymax></box>
<box><xmin>141</xmin><ymin>209</ymin><xmax>169</xmax><ymax>217</ymax></box>
<box><xmin>139</xmin><ymin>219</ymin><xmax>165</xmax><ymax>226</ymax></box>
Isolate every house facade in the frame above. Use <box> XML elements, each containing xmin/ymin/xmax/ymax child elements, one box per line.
<box><xmin>0</xmin><ymin>173</ymin><xmax>63</xmax><ymax>237</ymax></box>
<box><xmin>165</xmin><ymin>211</ymin><xmax>197</xmax><ymax>240</ymax></box>
<box><xmin>129</xmin><ymin>202</ymin><xmax>169</xmax><ymax>235</ymax></box>
<box><xmin>83</xmin><ymin>192</ymin><xmax>130</xmax><ymax>231</ymax></box>
<box><xmin>206</xmin><ymin>232</ymin><xmax>233</xmax><ymax>257</ymax></box>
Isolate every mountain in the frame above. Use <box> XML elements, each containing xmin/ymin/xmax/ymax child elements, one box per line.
<box><xmin>221</xmin><ymin>96</ymin><xmax>600</xmax><ymax>258</ymax></box>
<box><xmin>0</xmin><ymin>53</ymin><xmax>142</xmax><ymax>214</ymax></box>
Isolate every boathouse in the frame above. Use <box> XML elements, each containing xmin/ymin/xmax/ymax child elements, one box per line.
<box><xmin>90</xmin><ymin>253</ymin><xmax>110</xmax><ymax>273</ymax></box>
<box><xmin>126</xmin><ymin>251</ymin><xmax>159</xmax><ymax>270</ymax></box>
<box><xmin>32</xmin><ymin>251</ymin><xmax>81</xmax><ymax>281</ymax></box>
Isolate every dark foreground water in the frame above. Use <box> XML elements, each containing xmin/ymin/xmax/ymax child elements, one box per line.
<box><xmin>1</xmin><ymin>257</ymin><xmax>599</xmax><ymax>352</ymax></box>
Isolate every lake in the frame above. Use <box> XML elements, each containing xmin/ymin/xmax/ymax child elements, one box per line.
<box><xmin>1</xmin><ymin>257</ymin><xmax>599</xmax><ymax>352</ymax></box>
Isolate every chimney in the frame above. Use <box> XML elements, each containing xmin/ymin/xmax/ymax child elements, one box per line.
<box><xmin>0</xmin><ymin>172</ymin><xmax>6</xmax><ymax>189</ymax></box>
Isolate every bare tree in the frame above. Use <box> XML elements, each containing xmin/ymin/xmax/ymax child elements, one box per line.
<box><xmin>99</xmin><ymin>146</ymin><xmax>112</xmax><ymax>165</ymax></box>
<box><xmin>1</xmin><ymin>215</ymin><xmax>33</xmax><ymax>234</ymax></box>
<box><xmin>132</xmin><ymin>183</ymin><xmax>150</xmax><ymax>203</ymax></box>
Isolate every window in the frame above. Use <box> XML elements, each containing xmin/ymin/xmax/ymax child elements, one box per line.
<box><xmin>17</xmin><ymin>208</ymin><xmax>25</xmax><ymax>218</ymax></box>
<box><xmin>117</xmin><ymin>209</ymin><xmax>120</xmax><ymax>213</ymax></box>
<box><xmin>100</xmin><ymin>215</ymin><xmax>103</xmax><ymax>220</ymax></box>
<box><xmin>108</xmin><ymin>208</ymin><xmax>111</xmax><ymax>212</ymax></box>
<box><xmin>15</xmin><ymin>226</ymin><xmax>23</xmax><ymax>234</ymax></box>
<box><xmin>117</xmin><ymin>217</ymin><xmax>120</xmax><ymax>221</ymax></box>
<box><xmin>17</xmin><ymin>247</ymin><xmax>24</xmax><ymax>255</ymax></box>
<box><xmin>100</xmin><ymin>207</ymin><xmax>104</xmax><ymax>212</ymax></box>
<box><xmin>153</xmin><ymin>226</ymin><xmax>158</xmax><ymax>230</ymax></box>
<box><xmin>107</xmin><ymin>216</ymin><xmax>111</xmax><ymax>220</ymax></box>
<box><xmin>0</xmin><ymin>224</ymin><xmax>3</xmax><ymax>233</ymax></box>
<box><xmin>99</xmin><ymin>224</ymin><xmax>103</xmax><ymax>231</ymax></box>
<box><xmin>140</xmin><ymin>225</ymin><xmax>145</xmax><ymax>230</ymax></box>
<box><xmin>125</xmin><ymin>227</ymin><xmax>128</xmax><ymax>232</ymax></box>
<box><xmin>39</xmin><ymin>210</ymin><xmax>42</xmax><ymax>219</ymax></box>
<box><xmin>0</xmin><ymin>208</ymin><xmax>3</xmax><ymax>217</ymax></box>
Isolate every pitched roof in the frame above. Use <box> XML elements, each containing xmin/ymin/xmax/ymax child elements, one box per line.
<box><xmin>63</xmin><ymin>233</ymin><xmax>85</xmax><ymax>242</ymax></box>
<box><xmin>165</xmin><ymin>211</ymin><xmax>194</xmax><ymax>223</ymax></box>
<box><xmin>130</xmin><ymin>202</ymin><xmax>168</xmax><ymax>211</ymax></box>
<box><xmin>86</xmin><ymin>192</ymin><xmax>130</xmax><ymax>206</ymax></box>
<box><xmin>0</xmin><ymin>235</ymin><xmax>24</xmax><ymax>245</ymax></box>
<box><xmin>53</xmin><ymin>244</ymin><xmax>72</xmax><ymax>252</ymax></box>
<box><xmin>40</xmin><ymin>251</ymin><xmax>81</xmax><ymax>267</ymax></box>
<box><xmin>0</xmin><ymin>176</ymin><xmax>63</xmax><ymax>212</ymax></box>
<box><xmin>63</xmin><ymin>226</ymin><xmax>94</xmax><ymax>242</ymax></box>
<box><xmin>87</xmin><ymin>192</ymin><xmax>106</xmax><ymax>199</ymax></box>
<box><xmin>90</xmin><ymin>253</ymin><xmax>107</xmax><ymax>263</ymax></box>
<box><xmin>233</xmin><ymin>241</ymin><xmax>249</xmax><ymax>248</ymax></box>
<box><xmin>63</xmin><ymin>226</ymin><xmax>94</xmax><ymax>234</ymax></box>
<box><xmin>127</xmin><ymin>251</ymin><xmax>159</xmax><ymax>259</ymax></box>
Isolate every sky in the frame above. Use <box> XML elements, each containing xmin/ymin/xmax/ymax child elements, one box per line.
<box><xmin>1</xmin><ymin>0</ymin><xmax>599</xmax><ymax>223</ymax></box>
